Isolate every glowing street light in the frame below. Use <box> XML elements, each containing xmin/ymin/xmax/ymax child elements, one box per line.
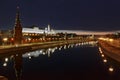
<box><xmin>28</xmin><ymin>38</ymin><xmax>31</xmax><ymax>41</ymax></box>
<box><xmin>101</xmin><ymin>54</ymin><xmax>104</xmax><ymax>57</ymax></box>
<box><xmin>109</xmin><ymin>39</ymin><xmax>113</xmax><ymax>42</ymax></box>
<box><xmin>3</xmin><ymin>38</ymin><xmax>8</xmax><ymax>45</ymax></box>
<box><xmin>109</xmin><ymin>67</ymin><xmax>114</xmax><ymax>72</ymax></box>
<box><xmin>103</xmin><ymin>59</ymin><xmax>107</xmax><ymax>63</ymax></box>
<box><xmin>3</xmin><ymin>38</ymin><xmax>8</xmax><ymax>42</ymax></box>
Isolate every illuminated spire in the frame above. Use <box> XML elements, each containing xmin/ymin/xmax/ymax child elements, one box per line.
<box><xmin>14</xmin><ymin>6</ymin><xmax>22</xmax><ymax>44</ymax></box>
<box><xmin>15</xmin><ymin>6</ymin><xmax>21</xmax><ymax>28</ymax></box>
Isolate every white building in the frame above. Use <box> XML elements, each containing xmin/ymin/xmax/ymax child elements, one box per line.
<box><xmin>22</xmin><ymin>25</ymin><xmax>115</xmax><ymax>35</ymax></box>
<box><xmin>22</xmin><ymin>25</ymin><xmax>56</xmax><ymax>35</ymax></box>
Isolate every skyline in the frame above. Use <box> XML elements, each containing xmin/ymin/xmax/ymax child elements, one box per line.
<box><xmin>0</xmin><ymin>0</ymin><xmax>120</xmax><ymax>31</ymax></box>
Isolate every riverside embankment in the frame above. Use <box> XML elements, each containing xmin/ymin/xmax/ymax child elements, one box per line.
<box><xmin>98</xmin><ymin>40</ymin><xmax>120</xmax><ymax>62</ymax></box>
<box><xmin>0</xmin><ymin>40</ymin><xmax>82</xmax><ymax>55</ymax></box>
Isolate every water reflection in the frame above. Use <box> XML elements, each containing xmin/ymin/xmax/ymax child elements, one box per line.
<box><xmin>2</xmin><ymin>57</ymin><xmax>9</xmax><ymax>67</ymax></box>
<box><xmin>22</xmin><ymin>41</ymin><xmax>97</xmax><ymax>59</ymax></box>
<box><xmin>23</xmin><ymin>47</ymin><xmax>58</xmax><ymax>58</ymax></box>
<box><xmin>109</xmin><ymin>67</ymin><xmax>114</xmax><ymax>72</ymax></box>
<box><xmin>0</xmin><ymin>41</ymin><xmax>99</xmax><ymax>80</ymax></box>
<box><xmin>98</xmin><ymin>47</ymin><xmax>116</xmax><ymax>73</ymax></box>
<box><xmin>5</xmin><ymin>58</ymin><xmax>8</xmax><ymax>62</ymax></box>
<box><xmin>3</xmin><ymin>63</ymin><xmax>7</xmax><ymax>67</ymax></box>
<box><xmin>1</xmin><ymin>53</ymin><xmax>23</xmax><ymax>80</ymax></box>
<box><xmin>13</xmin><ymin>53</ymin><xmax>22</xmax><ymax>80</ymax></box>
<box><xmin>103</xmin><ymin>59</ymin><xmax>107</xmax><ymax>63</ymax></box>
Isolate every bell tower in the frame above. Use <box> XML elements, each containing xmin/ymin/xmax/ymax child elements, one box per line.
<box><xmin>14</xmin><ymin>6</ymin><xmax>22</xmax><ymax>45</ymax></box>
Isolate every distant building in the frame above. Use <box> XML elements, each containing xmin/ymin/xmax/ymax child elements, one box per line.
<box><xmin>0</xmin><ymin>30</ymin><xmax>13</xmax><ymax>45</ymax></box>
<box><xmin>21</xmin><ymin>25</ymin><xmax>57</xmax><ymax>43</ymax></box>
<box><xmin>22</xmin><ymin>25</ymin><xmax>56</xmax><ymax>35</ymax></box>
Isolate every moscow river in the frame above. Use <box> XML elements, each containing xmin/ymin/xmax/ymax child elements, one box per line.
<box><xmin>0</xmin><ymin>41</ymin><xmax>120</xmax><ymax>80</ymax></box>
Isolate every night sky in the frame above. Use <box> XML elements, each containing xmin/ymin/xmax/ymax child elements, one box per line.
<box><xmin>0</xmin><ymin>0</ymin><xmax>120</xmax><ymax>31</ymax></box>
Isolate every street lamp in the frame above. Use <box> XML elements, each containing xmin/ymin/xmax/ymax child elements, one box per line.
<box><xmin>28</xmin><ymin>38</ymin><xmax>31</xmax><ymax>43</ymax></box>
<box><xmin>3</xmin><ymin>38</ymin><xmax>8</xmax><ymax>45</ymax></box>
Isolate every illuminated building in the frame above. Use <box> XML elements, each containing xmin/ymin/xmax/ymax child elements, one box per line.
<box><xmin>22</xmin><ymin>25</ymin><xmax>56</xmax><ymax>43</ymax></box>
<box><xmin>22</xmin><ymin>24</ymin><xmax>56</xmax><ymax>35</ymax></box>
<box><xmin>0</xmin><ymin>30</ymin><xmax>13</xmax><ymax>45</ymax></box>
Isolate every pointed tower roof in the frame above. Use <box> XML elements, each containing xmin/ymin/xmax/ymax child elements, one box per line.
<box><xmin>14</xmin><ymin>6</ymin><xmax>22</xmax><ymax>28</ymax></box>
<box><xmin>14</xmin><ymin>6</ymin><xmax>23</xmax><ymax>45</ymax></box>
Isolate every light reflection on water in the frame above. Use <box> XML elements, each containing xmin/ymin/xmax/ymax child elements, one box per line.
<box><xmin>0</xmin><ymin>41</ymin><xmax>97</xmax><ymax>66</ymax></box>
<box><xmin>22</xmin><ymin>41</ymin><xmax>97</xmax><ymax>59</ymax></box>
<box><xmin>1</xmin><ymin>41</ymin><xmax>120</xmax><ymax>80</ymax></box>
<box><xmin>98</xmin><ymin>47</ymin><xmax>116</xmax><ymax>73</ymax></box>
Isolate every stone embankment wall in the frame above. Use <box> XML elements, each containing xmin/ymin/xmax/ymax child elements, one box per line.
<box><xmin>0</xmin><ymin>40</ymin><xmax>81</xmax><ymax>55</ymax></box>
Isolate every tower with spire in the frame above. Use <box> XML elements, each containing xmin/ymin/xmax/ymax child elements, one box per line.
<box><xmin>14</xmin><ymin>6</ymin><xmax>22</xmax><ymax>45</ymax></box>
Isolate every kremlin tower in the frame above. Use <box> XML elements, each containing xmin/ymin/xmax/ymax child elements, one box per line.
<box><xmin>14</xmin><ymin>6</ymin><xmax>22</xmax><ymax>45</ymax></box>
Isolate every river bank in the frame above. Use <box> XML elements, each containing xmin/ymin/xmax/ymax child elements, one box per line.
<box><xmin>0</xmin><ymin>40</ymin><xmax>81</xmax><ymax>55</ymax></box>
<box><xmin>98</xmin><ymin>40</ymin><xmax>120</xmax><ymax>62</ymax></box>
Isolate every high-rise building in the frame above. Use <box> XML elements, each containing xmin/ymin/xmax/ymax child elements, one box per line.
<box><xmin>14</xmin><ymin>6</ymin><xmax>22</xmax><ymax>45</ymax></box>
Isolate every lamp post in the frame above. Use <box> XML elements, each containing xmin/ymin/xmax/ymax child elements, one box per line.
<box><xmin>28</xmin><ymin>38</ymin><xmax>31</xmax><ymax>43</ymax></box>
<box><xmin>3</xmin><ymin>38</ymin><xmax>8</xmax><ymax>46</ymax></box>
